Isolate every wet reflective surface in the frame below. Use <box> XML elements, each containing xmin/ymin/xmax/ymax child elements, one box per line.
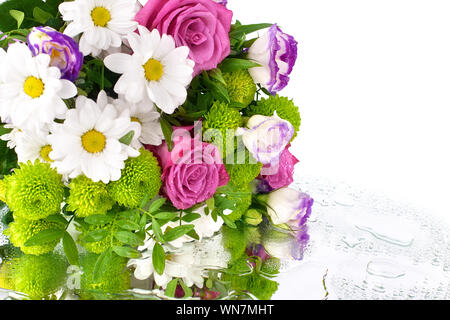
<box><xmin>273</xmin><ymin>174</ymin><xmax>450</xmax><ymax>300</ymax></box>
<box><xmin>1</xmin><ymin>174</ymin><xmax>449</xmax><ymax>300</ymax></box>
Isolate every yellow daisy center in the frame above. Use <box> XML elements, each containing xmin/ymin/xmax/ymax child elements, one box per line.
<box><xmin>143</xmin><ymin>59</ymin><xmax>164</xmax><ymax>82</ymax></box>
<box><xmin>131</xmin><ymin>117</ymin><xmax>142</xmax><ymax>125</ymax></box>
<box><xmin>23</xmin><ymin>76</ymin><xmax>45</xmax><ymax>99</ymax></box>
<box><xmin>91</xmin><ymin>7</ymin><xmax>111</xmax><ymax>27</ymax></box>
<box><xmin>81</xmin><ymin>130</ymin><xmax>106</xmax><ymax>154</ymax></box>
<box><xmin>40</xmin><ymin>145</ymin><xmax>54</xmax><ymax>163</ymax></box>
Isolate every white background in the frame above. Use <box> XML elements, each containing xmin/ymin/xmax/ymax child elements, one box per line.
<box><xmin>228</xmin><ymin>0</ymin><xmax>450</xmax><ymax>226</ymax></box>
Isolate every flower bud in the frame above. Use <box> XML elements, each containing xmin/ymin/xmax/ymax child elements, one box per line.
<box><xmin>244</xmin><ymin>209</ymin><xmax>263</xmax><ymax>226</ymax></box>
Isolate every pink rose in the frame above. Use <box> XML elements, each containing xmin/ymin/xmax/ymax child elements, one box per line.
<box><xmin>259</xmin><ymin>146</ymin><xmax>299</xmax><ymax>192</ymax></box>
<box><xmin>148</xmin><ymin>127</ymin><xmax>229</xmax><ymax>210</ymax></box>
<box><xmin>135</xmin><ymin>0</ymin><xmax>233</xmax><ymax>75</ymax></box>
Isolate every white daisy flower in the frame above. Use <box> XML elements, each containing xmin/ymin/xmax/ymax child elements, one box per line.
<box><xmin>59</xmin><ymin>0</ymin><xmax>139</xmax><ymax>56</ymax></box>
<box><xmin>0</xmin><ymin>124</ymin><xmax>22</xmax><ymax>149</ymax></box>
<box><xmin>48</xmin><ymin>93</ymin><xmax>140</xmax><ymax>183</ymax></box>
<box><xmin>14</xmin><ymin>127</ymin><xmax>55</xmax><ymax>164</ymax></box>
<box><xmin>113</xmin><ymin>96</ymin><xmax>164</xmax><ymax>148</ymax></box>
<box><xmin>0</xmin><ymin>43</ymin><xmax>77</xmax><ymax>131</ymax></box>
<box><xmin>104</xmin><ymin>26</ymin><xmax>195</xmax><ymax>114</ymax></box>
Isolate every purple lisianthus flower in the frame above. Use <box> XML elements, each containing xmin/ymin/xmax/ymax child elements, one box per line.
<box><xmin>265</xmin><ymin>187</ymin><xmax>313</xmax><ymax>226</ymax></box>
<box><xmin>28</xmin><ymin>26</ymin><xmax>83</xmax><ymax>81</ymax></box>
<box><xmin>236</xmin><ymin>113</ymin><xmax>295</xmax><ymax>165</ymax></box>
<box><xmin>247</xmin><ymin>24</ymin><xmax>298</xmax><ymax>94</ymax></box>
<box><xmin>262</xmin><ymin>188</ymin><xmax>313</xmax><ymax>260</ymax></box>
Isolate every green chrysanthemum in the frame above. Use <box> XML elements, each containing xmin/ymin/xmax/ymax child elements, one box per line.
<box><xmin>11</xmin><ymin>253</ymin><xmax>68</xmax><ymax>299</ymax></box>
<box><xmin>79</xmin><ymin>216</ymin><xmax>120</xmax><ymax>254</ymax></box>
<box><xmin>67</xmin><ymin>175</ymin><xmax>114</xmax><ymax>218</ymax></box>
<box><xmin>4</xmin><ymin>160</ymin><xmax>64</xmax><ymax>220</ymax></box>
<box><xmin>221</xmin><ymin>183</ymin><xmax>253</xmax><ymax>222</ymax></box>
<box><xmin>0</xmin><ymin>179</ymin><xmax>5</xmax><ymax>203</ymax></box>
<box><xmin>221</xmin><ymin>225</ymin><xmax>247</xmax><ymax>263</ymax></box>
<box><xmin>225</xmin><ymin>153</ymin><xmax>262</xmax><ymax>189</ymax></box>
<box><xmin>79</xmin><ymin>252</ymin><xmax>131</xmax><ymax>300</ymax></box>
<box><xmin>222</xmin><ymin>256</ymin><xmax>279</xmax><ymax>300</ymax></box>
<box><xmin>108</xmin><ymin>149</ymin><xmax>161</xmax><ymax>208</ymax></box>
<box><xmin>243</xmin><ymin>95</ymin><xmax>301</xmax><ymax>139</ymax></box>
<box><xmin>0</xmin><ymin>258</ymin><xmax>17</xmax><ymax>291</ymax></box>
<box><xmin>4</xmin><ymin>218</ymin><xmax>65</xmax><ymax>255</ymax></box>
<box><xmin>223</xmin><ymin>69</ymin><xmax>257</xmax><ymax>107</ymax></box>
<box><xmin>203</xmin><ymin>101</ymin><xmax>242</xmax><ymax>156</ymax></box>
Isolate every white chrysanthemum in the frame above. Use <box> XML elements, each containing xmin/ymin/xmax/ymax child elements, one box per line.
<box><xmin>0</xmin><ymin>43</ymin><xmax>77</xmax><ymax>131</ymax></box>
<box><xmin>14</xmin><ymin>127</ymin><xmax>55</xmax><ymax>164</ymax></box>
<box><xmin>59</xmin><ymin>0</ymin><xmax>138</xmax><ymax>56</ymax></box>
<box><xmin>104</xmin><ymin>26</ymin><xmax>194</xmax><ymax>114</ymax></box>
<box><xmin>113</xmin><ymin>96</ymin><xmax>163</xmax><ymax>148</ymax></box>
<box><xmin>48</xmin><ymin>93</ymin><xmax>140</xmax><ymax>183</ymax></box>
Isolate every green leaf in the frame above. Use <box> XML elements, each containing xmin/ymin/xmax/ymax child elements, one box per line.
<box><xmin>160</xmin><ymin>116</ymin><xmax>174</xmax><ymax>151</ymax></box>
<box><xmin>186</xmin><ymin>229</ymin><xmax>200</xmax><ymax>241</ymax></box>
<box><xmin>9</xmin><ymin>10</ymin><xmax>24</xmax><ymax>28</ymax></box>
<box><xmin>112</xmin><ymin>246</ymin><xmax>142</xmax><ymax>259</ymax></box>
<box><xmin>163</xmin><ymin>224</ymin><xmax>195</xmax><ymax>242</ymax></box>
<box><xmin>62</xmin><ymin>232</ymin><xmax>79</xmax><ymax>266</ymax></box>
<box><xmin>33</xmin><ymin>7</ymin><xmax>53</xmax><ymax>24</ymax></box>
<box><xmin>119</xmin><ymin>131</ymin><xmax>135</xmax><ymax>145</ymax></box>
<box><xmin>46</xmin><ymin>214</ymin><xmax>69</xmax><ymax>226</ymax></box>
<box><xmin>152</xmin><ymin>242</ymin><xmax>165</xmax><ymax>275</ymax></box>
<box><xmin>152</xmin><ymin>218</ymin><xmax>164</xmax><ymax>243</ymax></box>
<box><xmin>116</xmin><ymin>219</ymin><xmax>140</xmax><ymax>231</ymax></box>
<box><xmin>154</xmin><ymin>212</ymin><xmax>178</xmax><ymax>220</ymax></box>
<box><xmin>114</xmin><ymin>230</ymin><xmax>144</xmax><ymax>246</ymax></box>
<box><xmin>229</xmin><ymin>23</ymin><xmax>272</xmax><ymax>39</ymax></box>
<box><xmin>220</xmin><ymin>213</ymin><xmax>237</xmax><ymax>229</ymax></box>
<box><xmin>178</xmin><ymin>279</ymin><xmax>193</xmax><ymax>298</ymax></box>
<box><xmin>147</xmin><ymin>198</ymin><xmax>167</xmax><ymax>214</ymax></box>
<box><xmin>209</xmin><ymin>68</ymin><xmax>226</xmax><ymax>86</ymax></box>
<box><xmin>139</xmin><ymin>192</ymin><xmax>151</xmax><ymax>209</ymax></box>
<box><xmin>206</xmin><ymin>197</ymin><xmax>215</xmax><ymax>211</ymax></box>
<box><xmin>165</xmin><ymin>279</ymin><xmax>178</xmax><ymax>298</ymax></box>
<box><xmin>82</xmin><ymin>229</ymin><xmax>110</xmax><ymax>243</ymax></box>
<box><xmin>118</xmin><ymin>209</ymin><xmax>138</xmax><ymax>220</ymax></box>
<box><xmin>84</xmin><ymin>214</ymin><xmax>115</xmax><ymax>225</ymax></box>
<box><xmin>181</xmin><ymin>212</ymin><xmax>201</xmax><ymax>223</ymax></box>
<box><xmin>24</xmin><ymin>228</ymin><xmax>64</xmax><ymax>247</ymax></box>
<box><xmin>93</xmin><ymin>247</ymin><xmax>112</xmax><ymax>283</ymax></box>
<box><xmin>219</xmin><ymin>58</ymin><xmax>261</xmax><ymax>73</ymax></box>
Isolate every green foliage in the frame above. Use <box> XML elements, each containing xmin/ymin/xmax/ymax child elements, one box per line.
<box><xmin>4</xmin><ymin>160</ymin><xmax>65</xmax><ymax>220</ymax></box>
<box><xmin>0</xmin><ymin>0</ymin><xmax>64</xmax><ymax>34</ymax></box>
<box><xmin>243</xmin><ymin>94</ymin><xmax>302</xmax><ymax>139</ymax></box>
<box><xmin>76</xmin><ymin>57</ymin><xmax>119</xmax><ymax>99</ymax></box>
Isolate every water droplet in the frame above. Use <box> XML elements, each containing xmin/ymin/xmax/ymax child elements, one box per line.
<box><xmin>366</xmin><ymin>259</ymin><xmax>407</xmax><ymax>279</ymax></box>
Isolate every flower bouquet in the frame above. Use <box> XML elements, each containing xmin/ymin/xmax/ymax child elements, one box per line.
<box><xmin>0</xmin><ymin>0</ymin><xmax>313</xmax><ymax>300</ymax></box>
